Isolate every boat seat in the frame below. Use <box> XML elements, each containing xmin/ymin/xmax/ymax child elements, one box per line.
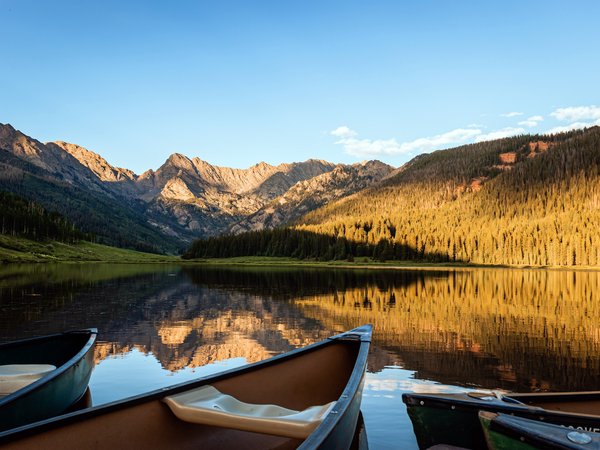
<box><xmin>0</xmin><ymin>364</ymin><xmax>56</xmax><ymax>396</ymax></box>
<box><xmin>163</xmin><ymin>385</ymin><xmax>335</xmax><ymax>439</ymax></box>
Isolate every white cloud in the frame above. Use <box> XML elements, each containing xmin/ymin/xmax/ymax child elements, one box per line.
<box><xmin>474</xmin><ymin>127</ymin><xmax>525</xmax><ymax>143</ymax></box>
<box><xmin>544</xmin><ymin>119</ymin><xmax>600</xmax><ymax>135</ymax></box>
<box><xmin>550</xmin><ymin>105</ymin><xmax>600</xmax><ymax>122</ymax></box>
<box><xmin>518</xmin><ymin>115</ymin><xmax>544</xmax><ymax>127</ymax></box>
<box><xmin>330</xmin><ymin>126</ymin><xmax>357</xmax><ymax>138</ymax></box>
<box><xmin>331</xmin><ymin>126</ymin><xmax>482</xmax><ymax>157</ymax></box>
<box><xmin>501</xmin><ymin>111</ymin><xmax>523</xmax><ymax>117</ymax></box>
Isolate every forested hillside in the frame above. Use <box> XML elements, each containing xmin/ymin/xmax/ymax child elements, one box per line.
<box><xmin>0</xmin><ymin>190</ymin><xmax>88</xmax><ymax>243</ymax></box>
<box><xmin>185</xmin><ymin>127</ymin><xmax>600</xmax><ymax>266</ymax></box>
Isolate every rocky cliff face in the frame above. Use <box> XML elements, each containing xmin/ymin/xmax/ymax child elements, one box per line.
<box><xmin>141</xmin><ymin>154</ymin><xmax>340</xmax><ymax>237</ymax></box>
<box><xmin>0</xmin><ymin>122</ymin><xmax>394</xmax><ymax>248</ymax></box>
<box><xmin>229</xmin><ymin>160</ymin><xmax>394</xmax><ymax>233</ymax></box>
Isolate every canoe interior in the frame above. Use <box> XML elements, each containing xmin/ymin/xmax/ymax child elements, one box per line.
<box><xmin>1</xmin><ymin>338</ymin><xmax>361</xmax><ymax>450</ymax></box>
<box><xmin>0</xmin><ymin>332</ymin><xmax>92</xmax><ymax>368</ymax></box>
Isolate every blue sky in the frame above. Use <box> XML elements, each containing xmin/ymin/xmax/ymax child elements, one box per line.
<box><xmin>1</xmin><ymin>1</ymin><xmax>599</xmax><ymax>173</ymax></box>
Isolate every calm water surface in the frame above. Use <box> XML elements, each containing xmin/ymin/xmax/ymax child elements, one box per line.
<box><xmin>1</xmin><ymin>264</ymin><xmax>600</xmax><ymax>449</ymax></box>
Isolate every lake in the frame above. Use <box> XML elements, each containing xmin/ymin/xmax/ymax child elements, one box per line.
<box><xmin>1</xmin><ymin>263</ymin><xmax>600</xmax><ymax>448</ymax></box>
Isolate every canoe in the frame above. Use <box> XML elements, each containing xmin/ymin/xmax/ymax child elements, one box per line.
<box><xmin>0</xmin><ymin>324</ymin><xmax>372</xmax><ymax>450</ymax></box>
<box><xmin>479</xmin><ymin>410</ymin><xmax>600</xmax><ymax>450</ymax></box>
<box><xmin>0</xmin><ymin>329</ymin><xmax>97</xmax><ymax>431</ymax></box>
<box><xmin>402</xmin><ymin>390</ymin><xmax>600</xmax><ymax>450</ymax></box>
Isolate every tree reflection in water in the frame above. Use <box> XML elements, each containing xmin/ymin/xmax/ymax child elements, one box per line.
<box><xmin>1</xmin><ymin>264</ymin><xmax>599</xmax><ymax>393</ymax></box>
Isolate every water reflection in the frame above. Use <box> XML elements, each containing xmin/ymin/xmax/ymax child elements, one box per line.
<box><xmin>1</xmin><ymin>264</ymin><xmax>600</xmax><ymax>449</ymax></box>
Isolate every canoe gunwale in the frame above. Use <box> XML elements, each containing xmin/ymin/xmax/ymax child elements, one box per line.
<box><xmin>403</xmin><ymin>392</ymin><xmax>600</xmax><ymax>421</ymax></box>
<box><xmin>486</xmin><ymin>415</ymin><xmax>550</xmax><ymax>448</ymax></box>
<box><xmin>403</xmin><ymin>393</ymin><xmax>543</xmax><ymax>415</ymax></box>
<box><xmin>0</xmin><ymin>325</ymin><xmax>372</xmax><ymax>448</ymax></box>
<box><xmin>0</xmin><ymin>329</ymin><xmax>98</xmax><ymax>407</ymax></box>
<box><xmin>482</xmin><ymin>411</ymin><xmax>600</xmax><ymax>450</ymax></box>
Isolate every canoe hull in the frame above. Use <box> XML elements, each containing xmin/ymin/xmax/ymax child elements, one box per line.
<box><xmin>0</xmin><ymin>329</ymin><xmax>97</xmax><ymax>431</ymax></box>
<box><xmin>403</xmin><ymin>391</ymin><xmax>600</xmax><ymax>450</ymax></box>
<box><xmin>405</xmin><ymin>398</ymin><xmax>488</xmax><ymax>449</ymax></box>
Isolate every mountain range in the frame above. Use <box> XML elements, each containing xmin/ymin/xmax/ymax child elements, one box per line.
<box><xmin>0</xmin><ymin>123</ymin><xmax>393</xmax><ymax>253</ymax></box>
<box><xmin>186</xmin><ymin>126</ymin><xmax>600</xmax><ymax>266</ymax></box>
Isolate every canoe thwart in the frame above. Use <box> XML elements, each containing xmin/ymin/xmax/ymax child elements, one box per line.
<box><xmin>163</xmin><ymin>385</ymin><xmax>335</xmax><ymax>439</ymax></box>
<box><xmin>0</xmin><ymin>364</ymin><xmax>56</xmax><ymax>396</ymax></box>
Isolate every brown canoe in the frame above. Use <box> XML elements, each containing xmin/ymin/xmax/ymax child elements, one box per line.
<box><xmin>0</xmin><ymin>325</ymin><xmax>371</xmax><ymax>450</ymax></box>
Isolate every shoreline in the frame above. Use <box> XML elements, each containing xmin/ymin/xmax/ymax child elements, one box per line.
<box><xmin>2</xmin><ymin>236</ymin><xmax>599</xmax><ymax>271</ymax></box>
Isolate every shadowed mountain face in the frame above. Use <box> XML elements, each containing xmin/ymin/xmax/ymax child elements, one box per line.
<box><xmin>0</xmin><ymin>123</ymin><xmax>393</xmax><ymax>252</ymax></box>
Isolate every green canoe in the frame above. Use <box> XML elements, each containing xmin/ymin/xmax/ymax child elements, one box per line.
<box><xmin>480</xmin><ymin>410</ymin><xmax>600</xmax><ymax>450</ymax></box>
<box><xmin>0</xmin><ymin>329</ymin><xmax>97</xmax><ymax>431</ymax></box>
<box><xmin>403</xmin><ymin>391</ymin><xmax>600</xmax><ymax>449</ymax></box>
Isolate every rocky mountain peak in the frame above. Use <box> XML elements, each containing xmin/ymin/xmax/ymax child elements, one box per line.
<box><xmin>0</xmin><ymin>122</ymin><xmax>16</xmax><ymax>135</ymax></box>
<box><xmin>0</xmin><ymin>123</ymin><xmax>49</xmax><ymax>170</ymax></box>
<box><xmin>51</xmin><ymin>141</ymin><xmax>136</xmax><ymax>182</ymax></box>
<box><xmin>164</xmin><ymin>153</ymin><xmax>196</xmax><ymax>171</ymax></box>
<box><xmin>252</xmin><ymin>161</ymin><xmax>273</xmax><ymax>170</ymax></box>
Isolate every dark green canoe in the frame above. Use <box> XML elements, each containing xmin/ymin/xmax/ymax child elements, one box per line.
<box><xmin>0</xmin><ymin>329</ymin><xmax>97</xmax><ymax>431</ymax></box>
<box><xmin>479</xmin><ymin>410</ymin><xmax>600</xmax><ymax>450</ymax></box>
<box><xmin>402</xmin><ymin>391</ymin><xmax>600</xmax><ymax>449</ymax></box>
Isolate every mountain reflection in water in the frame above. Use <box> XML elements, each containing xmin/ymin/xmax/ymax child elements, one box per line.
<box><xmin>1</xmin><ymin>264</ymin><xmax>600</xmax><ymax>449</ymax></box>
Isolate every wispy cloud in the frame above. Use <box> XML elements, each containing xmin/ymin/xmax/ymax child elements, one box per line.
<box><xmin>550</xmin><ymin>105</ymin><xmax>600</xmax><ymax>122</ymax></box>
<box><xmin>330</xmin><ymin>126</ymin><xmax>357</xmax><ymax>138</ymax></box>
<box><xmin>501</xmin><ymin>111</ymin><xmax>523</xmax><ymax>117</ymax></box>
<box><xmin>331</xmin><ymin>126</ymin><xmax>481</xmax><ymax>157</ymax></box>
<box><xmin>545</xmin><ymin>120</ymin><xmax>600</xmax><ymax>135</ymax></box>
<box><xmin>545</xmin><ymin>105</ymin><xmax>600</xmax><ymax>134</ymax></box>
<box><xmin>332</xmin><ymin>105</ymin><xmax>600</xmax><ymax>159</ymax></box>
<box><xmin>474</xmin><ymin>127</ymin><xmax>525</xmax><ymax>142</ymax></box>
<box><xmin>518</xmin><ymin>115</ymin><xmax>544</xmax><ymax>127</ymax></box>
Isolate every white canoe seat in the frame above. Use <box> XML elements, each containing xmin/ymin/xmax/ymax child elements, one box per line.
<box><xmin>0</xmin><ymin>364</ymin><xmax>56</xmax><ymax>396</ymax></box>
<box><xmin>163</xmin><ymin>385</ymin><xmax>335</xmax><ymax>439</ymax></box>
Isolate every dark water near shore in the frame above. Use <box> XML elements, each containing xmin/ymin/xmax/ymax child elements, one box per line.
<box><xmin>1</xmin><ymin>264</ymin><xmax>600</xmax><ymax>448</ymax></box>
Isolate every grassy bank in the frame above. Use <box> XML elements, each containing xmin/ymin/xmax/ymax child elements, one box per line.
<box><xmin>0</xmin><ymin>235</ymin><xmax>178</xmax><ymax>263</ymax></box>
<box><xmin>185</xmin><ymin>256</ymin><xmax>600</xmax><ymax>271</ymax></box>
<box><xmin>185</xmin><ymin>256</ymin><xmax>483</xmax><ymax>269</ymax></box>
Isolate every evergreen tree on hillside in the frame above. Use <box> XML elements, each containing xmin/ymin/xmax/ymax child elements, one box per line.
<box><xmin>0</xmin><ymin>191</ymin><xmax>89</xmax><ymax>243</ymax></box>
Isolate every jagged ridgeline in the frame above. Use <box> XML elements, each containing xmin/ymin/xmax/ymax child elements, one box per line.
<box><xmin>0</xmin><ymin>190</ymin><xmax>89</xmax><ymax>243</ymax></box>
<box><xmin>184</xmin><ymin>127</ymin><xmax>600</xmax><ymax>266</ymax></box>
<box><xmin>0</xmin><ymin>123</ymin><xmax>392</xmax><ymax>255</ymax></box>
